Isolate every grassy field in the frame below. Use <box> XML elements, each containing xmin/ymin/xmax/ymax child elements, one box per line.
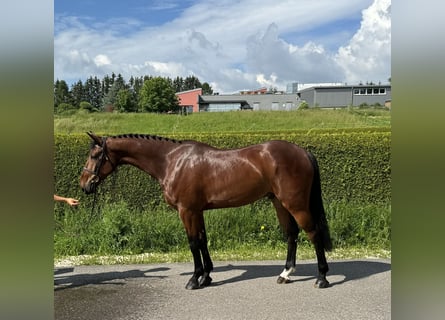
<box><xmin>54</xmin><ymin>107</ymin><xmax>391</xmax><ymax>134</ymax></box>
<box><xmin>54</xmin><ymin>108</ymin><xmax>391</xmax><ymax>264</ymax></box>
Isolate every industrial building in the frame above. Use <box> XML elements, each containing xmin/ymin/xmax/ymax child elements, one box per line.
<box><xmin>297</xmin><ymin>84</ymin><xmax>391</xmax><ymax>108</ymax></box>
<box><xmin>175</xmin><ymin>83</ymin><xmax>391</xmax><ymax>112</ymax></box>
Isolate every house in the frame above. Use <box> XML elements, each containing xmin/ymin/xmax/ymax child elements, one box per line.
<box><xmin>175</xmin><ymin>88</ymin><xmax>202</xmax><ymax>113</ymax></box>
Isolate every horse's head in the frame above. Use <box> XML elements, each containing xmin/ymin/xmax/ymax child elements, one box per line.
<box><xmin>80</xmin><ymin>132</ymin><xmax>116</xmax><ymax>194</ymax></box>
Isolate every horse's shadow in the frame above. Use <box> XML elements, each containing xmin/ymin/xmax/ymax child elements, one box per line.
<box><xmin>182</xmin><ymin>260</ymin><xmax>391</xmax><ymax>288</ymax></box>
<box><xmin>54</xmin><ymin>267</ymin><xmax>170</xmax><ymax>291</ymax></box>
<box><xmin>54</xmin><ymin>260</ymin><xmax>390</xmax><ymax>291</ymax></box>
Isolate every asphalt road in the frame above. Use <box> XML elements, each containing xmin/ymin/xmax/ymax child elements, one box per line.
<box><xmin>54</xmin><ymin>259</ymin><xmax>390</xmax><ymax>320</ymax></box>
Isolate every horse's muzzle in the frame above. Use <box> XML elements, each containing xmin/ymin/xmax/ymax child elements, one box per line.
<box><xmin>82</xmin><ymin>183</ymin><xmax>96</xmax><ymax>194</ymax></box>
<box><xmin>81</xmin><ymin>175</ymin><xmax>100</xmax><ymax>194</ymax></box>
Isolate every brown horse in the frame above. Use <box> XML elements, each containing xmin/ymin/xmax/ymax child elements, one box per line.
<box><xmin>80</xmin><ymin>132</ymin><xmax>332</xmax><ymax>289</ymax></box>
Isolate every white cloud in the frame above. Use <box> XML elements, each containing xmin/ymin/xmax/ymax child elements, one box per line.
<box><xmin>256</xmin><ymin>73</ymin><xmax>278</xmax><ymax>89</ymax></box>
<box><xmin>335</xmin><ymin>0</ymin><xmax>391</xmax><ymax>83</ymax></box>
<box><xmin>144</xmin><ymin>61</ymin><xmax>188</xmax><ymax>76</ymax></box>
<box><xmin>245</xmin><ymin>23</ymin><xmax>344</xmax><ymax>87</ymax></box>
<box><xmin>94</xmin><ymin>54</ymin><xmax>111</xmax><ymax>67</ymax></box>
<box><xmin>54</xmin><ymin>0</ymin><xmax>390</xmax><ymax>92</ymax></box>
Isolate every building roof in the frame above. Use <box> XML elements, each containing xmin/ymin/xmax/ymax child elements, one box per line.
<box><xmin>297</xmin><ymin>83</ymin><xmax>391</xmax><ymax>93</ymax></box>
<box><xmin>175</xmin><ymin>88</ymin><xmax>202</xmax><ymax>95</ymax></box>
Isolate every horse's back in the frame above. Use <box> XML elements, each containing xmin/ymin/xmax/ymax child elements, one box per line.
<box><xmin>257</xmin><ymin>140</ymin><xmax>313</xmax><ymax>174</ymax></box>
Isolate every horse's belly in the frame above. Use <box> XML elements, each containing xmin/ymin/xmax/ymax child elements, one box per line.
<box><xmin>204</xmin><ymin>178</ymin><xmax>269</xmax><ymax>209</ymax></box>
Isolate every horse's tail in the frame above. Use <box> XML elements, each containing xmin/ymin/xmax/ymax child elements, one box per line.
<box><xmin>307</xmin><ymin>151</ymin><xmax>333</xmax><ymax>252</ymax></box>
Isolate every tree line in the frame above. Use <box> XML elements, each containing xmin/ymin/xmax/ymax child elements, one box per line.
<box><xmin>54</xmin><ymin>73</ymin><xmax>214</xmax><ymax>114</ymax></box>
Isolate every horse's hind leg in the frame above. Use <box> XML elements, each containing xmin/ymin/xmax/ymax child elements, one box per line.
<box><xmin>289</xmin><ymin>210</ymin><xmax>330</xmax><ymax>288</ymax></box>
<box><xmin>307</xmin><ymin>229</ymin><xmax>330</xmax><ymax>288</ymax></box>
<box><xmin>278</xmin><ymin>200</ymin><xmax>330</xmax><ymax>288</ymax></box>
<box><xmin>273</xmin><ymin>198</ymin><xmax>300</xmax><ymax>284</ymax></box>
<box><xmin>198</xmin><ymin>223</ymin><xmax>213</xmax><ymax>287</ymax></box>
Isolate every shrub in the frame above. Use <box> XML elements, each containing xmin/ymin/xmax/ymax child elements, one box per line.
<box><xmin>54</xmin><ymin>128</ymin><xmax>391</xmax><ymax>256</ymax></box>
<box><xmin>54</xmin><ymin>129</ymin><xmax>390</xmax><ymax>209</ymax></box>
<box><xmin>56</xmin><ymin>103</ymin><xmax>77</xmax><ymax>115</ymax></box>
<box><xmin>298</xmin><ymin>101</ymin><xmax>309</xmax><ymax>110</ymax></box>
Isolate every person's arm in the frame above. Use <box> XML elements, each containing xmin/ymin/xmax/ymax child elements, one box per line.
<box><xmin>54</xmin><ymin>194</ymin><xmax>79</xmax><ymax>207</ymax></box>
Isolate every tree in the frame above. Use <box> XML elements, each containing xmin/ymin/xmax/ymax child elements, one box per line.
<box><xmin>102</xmin><ymin>74</ymin><xmax>112</xmax><ymax>95</ymax></box>
<box><xmin>84</xmin><ymin>76</ymin><xmax>103</xmax><ymax>111</ymax></box>
<box><xmin>202</xmin><ymin>82</ymin><xmax>213</xmax><ymax>95</ymax></box>
<box><xmin>183</xmin><ymin>75</ymin><xmax>201</xmax><ymax>91</ymax></box>
<box><xmin>172</xmin><ymin>76</ymin><xmax>184</xmax><ymax>92</ymax></box>
<box><xmin>139</xmin><ymin>77</ymin><xmax>179</xmax><ymax>113</ymax></box>
<box><xmin>54</xmin><ymin>79</ymin><xmax>70</xmax><ymax>112</ymax></box>
<box><xmin>70</xmin><ymin>80</ymin><xmax>85</xmax><ymax>109</ymax></box>
<box><xmin>103</xmin><ymin>76</ymin><xmax>126</xmax><ymax>110</ymax></box>
<box><xmin>115</xmin><ymin>89</ymin><xmax>137</xmax><ymax>112</ymax></box>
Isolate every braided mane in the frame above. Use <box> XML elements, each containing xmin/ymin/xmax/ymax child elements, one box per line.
<box><xmin>110</xmin><ymin>133</ymin><xmax>182</xmax><ymax>144</ymax></box>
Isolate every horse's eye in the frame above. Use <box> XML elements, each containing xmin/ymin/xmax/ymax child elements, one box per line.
<box><xmin>91</xmin><ymin>148</ymin><xmax>103</xmax><ymax>159</ymax></box>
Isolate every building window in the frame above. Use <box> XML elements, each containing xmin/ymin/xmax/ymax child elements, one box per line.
<box><xmin>206</xmin><ymin>103</ymin><xmax>241</xmax><ymax>112</ymax></box>
<box><xmin>353</xmin><ymin>87</ymin><xmax>387</xmax><ymax>95</ymax></box>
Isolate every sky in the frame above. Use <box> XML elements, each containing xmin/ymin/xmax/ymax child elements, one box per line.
<box><xmin>54</xmin><ymin>0</ymin><xmax>391</xmax><ymax>93</ymax></box>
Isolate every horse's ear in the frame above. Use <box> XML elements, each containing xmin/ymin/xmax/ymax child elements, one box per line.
<box><xmin>87</xmin><ymin>131</ymin><xmax>102</xmax><ymax>145</ymax></box>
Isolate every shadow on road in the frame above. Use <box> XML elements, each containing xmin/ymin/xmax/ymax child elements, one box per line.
<box><xmin>183</xmin><ymin>260</ymin><xmax>391</xmax><ymax>288</ymax></box>
<box><xmin>54</xmin><ymin>266</ymin><xmax>170</xmax><ymax>291</ymax></box>
<box><xmin>54</xmin><ymin>260</ymin><xmax>390</xmax><ymax>291</ymax></box>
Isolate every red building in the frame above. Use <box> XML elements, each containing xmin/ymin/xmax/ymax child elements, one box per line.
<box><xmin>176</xmin><ymin>88</ymin><xmax>202</xmax><ymax>113</ymax></box>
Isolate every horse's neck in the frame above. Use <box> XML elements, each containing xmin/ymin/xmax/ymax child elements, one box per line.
<box><xmin>111</xmin><ymin>138</ymin><xmax>173</xmax><ymax>180</ymax></box>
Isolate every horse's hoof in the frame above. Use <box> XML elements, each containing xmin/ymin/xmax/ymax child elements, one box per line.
<box><xmin>185</xmin><ymin>278</ymin><xmax>200</xmax><ymax>290</ymax></box>
<box><xmin>199</xmin><ymin>275</ymin><xmax>212</xmax><ymax>287</ymax></box>
<box><xmin>314</xmin><ymin>278</ymin><xmax>330</xmax><ymax>288</ymax></box>
<box><xmin>277</xmin><ymin>276</ymin><xmax>291</xmax><ymax>284</ymax></box>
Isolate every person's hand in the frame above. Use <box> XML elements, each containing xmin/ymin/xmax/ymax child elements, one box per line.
<box><xmin>65</xmin><ymin>198</ymin><xmax>79</xmax><ymax>207</ymax></box>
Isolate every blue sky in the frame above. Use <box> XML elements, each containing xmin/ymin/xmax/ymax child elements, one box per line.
<box><xmin>55</xmin><ymin>0</ymin><xmax>188</xmax><ymax>29</ymax></box>
<box><xmin>54</xmin><ymin>0</ymin><xmax>391</xmax><ymax>93</ymax></box>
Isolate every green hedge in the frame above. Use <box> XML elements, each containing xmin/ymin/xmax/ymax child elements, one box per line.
<box><xmin>54</xmin><ymin>129</ymin><xmax>390</xmax><ymax>213</ymax></box>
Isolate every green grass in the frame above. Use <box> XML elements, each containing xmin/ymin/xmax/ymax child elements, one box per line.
<box><xmin>54</xmin><ymin>108</ymin><xmax>391</xmax><ymax>134</ymax></box>
<box><xmin>54</xmin><ymin>200</ymin><xmax>391</xmax><ymax>263</ymax></box>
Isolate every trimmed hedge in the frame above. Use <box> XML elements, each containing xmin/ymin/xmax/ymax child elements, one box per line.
<box><xmin>54</xmin><ymin>129</ymin><xmax>390</xmax><ymax>213</ymax></box>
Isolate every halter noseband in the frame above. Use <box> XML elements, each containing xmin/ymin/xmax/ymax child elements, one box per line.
<box><xmin>83</xmin><ymin>137</ymin><xmax>115</xmax><ymax>180</ymax></box>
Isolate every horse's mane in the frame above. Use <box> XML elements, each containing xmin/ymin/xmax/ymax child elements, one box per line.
<box><xmin>110</xmin><ymin>133</ymin><xmax>182</xmax><ymax>144</ymax></box>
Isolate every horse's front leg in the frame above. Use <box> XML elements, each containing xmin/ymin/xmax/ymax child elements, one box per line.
<box><xmin>180</xmin><ymin>209</ymin><xmax>211</xmax><ymax>290</ymax></box>
<box><xmin>186</xmin><ymin>236</ymin><xmax>204</xmax><ymax>290</ymax></box>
